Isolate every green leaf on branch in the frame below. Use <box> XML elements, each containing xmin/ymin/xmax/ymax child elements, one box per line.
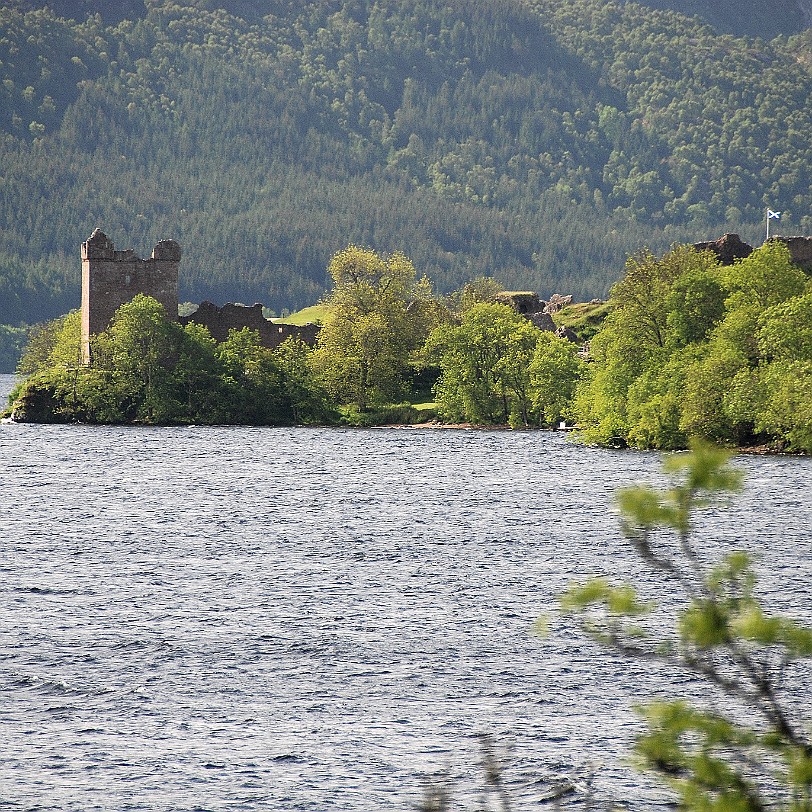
<box><xmin>680</xmin><ymin>601</ymin><xmax>730</xmax><ymax>649</ymax></box>
<box><xmin>560</xmin><ymin>578</ymin><xmax>651</xmax><ymax>617</ymax></box>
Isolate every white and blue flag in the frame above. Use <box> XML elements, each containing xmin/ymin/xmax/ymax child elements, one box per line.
<box><xmin>768</xmin><ymin>209</ymin><xmax>781</xmax><ymax>219</ymax></box>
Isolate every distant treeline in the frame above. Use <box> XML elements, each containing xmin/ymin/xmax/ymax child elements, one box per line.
<box><xmin>1</xmin><ymin>0</ymin><xmax>811</xmax><ymax>325</ymax></box>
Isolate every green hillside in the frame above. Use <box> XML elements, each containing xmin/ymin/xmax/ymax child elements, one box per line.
<box><xmin>1</xmin><ymin>0</ymin><xmax>811</xmax><ymax>325</ymax></box>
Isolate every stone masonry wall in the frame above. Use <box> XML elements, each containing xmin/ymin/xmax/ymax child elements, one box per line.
<box><xmin>180</xmin><ymin>301</ymin><xmax>321</xmax><ymax>350</ymax></box>
<box><xmin>775</xmin><ymin>236</ymin><xmax>812</xmax><ymax>271</ymax></box>
<box><xmin>693</xmin><ymin>232</ymin><xmax>812</xmax><ymax>270</ymax></box>
<box><xmin>81</xmin><ymin>229</ymin><xmax>180</xmax><ymax>361</ymax></box>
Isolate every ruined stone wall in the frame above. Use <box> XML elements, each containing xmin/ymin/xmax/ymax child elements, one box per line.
<box><xmin>692</xmin><ymin>233</ymin><xmax>754</xmax><ymax>264</ymax></box>
<box><xmin>495</xmin><ymin>291</ymin><xmax>541</xmax><ymax>314</ymax></box>
<box><xmin>81</xmin><ymin>229</ymin><xmax>180</xmax><ymax>361</ymax></box>
<box><xmin>775</xmin><ymin>236</ymin><xmax>812</xmax><ymax>271</ymax></box>
<box><xmin>693</xmin><ymin>233</ymin><xmax>812</xmax><ymax>270</ymax></box>
<box><xmin>180</xmin><ymin>301</ymin><xmax>321</xmax><ymax>350</ymax></box>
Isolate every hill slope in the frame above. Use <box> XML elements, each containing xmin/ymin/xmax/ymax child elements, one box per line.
<box><xmin>632</xmin><ymin>0</ymin><xmax>811</xmax><ymax>38</ymax></box>
<box><xmin>1</xmin><ymin>0</ymin><xmax>811</xmax><ymax>324</ymax></box>
<box><xmin>13</xmin><ymin>0</ymin><xmax>812</xmax><ymax>38</ymax></box>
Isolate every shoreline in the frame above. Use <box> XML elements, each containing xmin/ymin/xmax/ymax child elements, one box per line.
<box><xmin>1</xmin><ymin>411</ymin><xmax>806</xmax><ymax>456</ymax></box>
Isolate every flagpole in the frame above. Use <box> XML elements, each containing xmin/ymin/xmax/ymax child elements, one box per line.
<box><xmin>765</xmin><ymin>208</ymin><xmax>781</xmax><ymax>242</ymax></box>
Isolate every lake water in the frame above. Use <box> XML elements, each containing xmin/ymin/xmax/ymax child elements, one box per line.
<box><xmin>1</xmin><ymin>372</ymin><xmax>810</xmax><ymax>810</ymax></box>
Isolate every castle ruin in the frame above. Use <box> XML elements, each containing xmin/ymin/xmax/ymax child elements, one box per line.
<box><xmin>692</xmin><ymin>232</ymin><xmax>812</xmax><ymax>270</ymax></box>
<box><xmin>179</xmin><ymin>301</ymin><xmax>320</xmax><ymax>349</ymax></box>
<box><xmin>81</xmin><ymin>230</ymin><xmax>320</xmax><ymax>361</ymax></box>
<box><xmin>81</xmin><ymin>229</ymin><xmax>180</xmax><ymax>362</ymax></box>
<box><xmin>80</xmin><ymin>229</ymin><xmax>810</xmax><ymax>365</ymax></box>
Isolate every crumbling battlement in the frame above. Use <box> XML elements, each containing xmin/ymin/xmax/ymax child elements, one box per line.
<box><xmin>81</xmin><ymin>229</ymin><xmax>180</xmax><ymax>362</ymax></box>
<box><xmin>692</xmin><ymin>233</ymin><xmax>812</xmax><ymax>271</ymax></box>
<box><xmin>774</xmin><ymin>236</ymin><xmax>812</xmax><ymax>271</ymax></box>
<box><xmin>80</xmin><ymin>230</ymin><xmax>320</xmax><ymax>361</ymax></box>
<box><xmin>692</xmin><ymin>233</ymin><xmax>754</xmax><ymax>264</ymax></box>
<box><xmin>180</xmin><ymin>301</ymin><xmax>321</xmax><ymax>350</ymax></box>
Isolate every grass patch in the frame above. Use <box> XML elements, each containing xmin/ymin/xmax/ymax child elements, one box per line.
<box><xmin>339</xmin><ymin>403</ymin><xmax>439</xmax><ymax>426</ymax></box>
<box><xmin>554</xmin><ymin>300</ymin><xmax>611</xmax><ymax>341</ymax></box>
<box><xmin>274</xmin><ymin>304</ymin><xmax>328</xmax><ymax>326</ymax></box>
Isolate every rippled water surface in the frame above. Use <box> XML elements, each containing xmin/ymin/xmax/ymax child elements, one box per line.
<box><xmin>1</xmin><ymin>373</ymin><xmax>810</xmax><ymax>810</ymax></box>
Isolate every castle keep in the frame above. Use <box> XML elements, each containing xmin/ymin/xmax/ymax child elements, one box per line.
<box><xmin>81</xmin><ymin>230</ymin><xmax>320</xmax><ymax>360</ymax></box>
<box><xmin>81</xmin><ymin>229</ymin><xmax>180</xmax><ymax>362</ymax></box>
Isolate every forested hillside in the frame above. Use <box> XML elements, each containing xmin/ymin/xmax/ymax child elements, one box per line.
<box><xmin>1</xmin><ymin>0</ymin><xmax>811</xmax><ymax>325</ymax></box>
<box><xmin>13</xmin><ymin>0</ymin><xmax>812</xmax><ymax>38</ymax></box>
<box><xmin>633</xmin><ymin>0</ymin><xmax>812</xmax><ymax>38</ymax></box>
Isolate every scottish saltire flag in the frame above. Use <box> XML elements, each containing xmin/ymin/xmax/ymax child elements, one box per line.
<box><xmin>768</xmin><ymin>209</ymin><xmax>781</xmax><ymax>219</ymax></box>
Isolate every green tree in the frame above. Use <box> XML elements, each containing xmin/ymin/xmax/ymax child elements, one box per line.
<box><xmin>559</xmin><ymin>443</ymin><xmax>812</xmax><ymax>810</ymax></box>
<box><xmin>7</xmin><ymin>296</ymin><xmax>313</xmax><ymax>426</ymax></box>
<box><xmin>722</xmin><ymin>242</ymin><xmax>807</xmax><ymax>312</ymax></box>
<box><xmin>17</xmin><ymin>310</ymin><xmax>83</xmax><ymax>377</ymax></box>
<box><xmin>99</xmin><ymin>294</ymin><xmax>184</xmax><ymax>422</ymax></box>
<box><xmin>172</xmin><ymin>322</ymin><xmax>225</xmax><ymax>423</ymax></box>
<box><xmin>446</xmin><ymin>276</ymin><xmax>504</xmax><ymax>317</ymax></box>
<box><xmin>275</xmin><ymin>337</ymin><xmax>336</xmax><ymax>424</ymax></box>
<box><xmin>215</xmin><ymin>327</ymin><xmax>293</xmax><ymax>425</ymax></box>
<box><xmin>624</xmin><ymin>347</ymin><xmax>692</xmax><ymax>450</ymax></box>
<box><xmin>757</xmin><ymin>289</ymin><xmax>812</xmax><ymax>365</ymax></box>
<box><xmin>311</xmin><ymin>245</ymin><xmax>434</xmax><ymax>410</ymax></box>
<box><xmin>574</xmin><ymin>246</ymin><xmax>719</xmax><ymax>446</ymax></box>
<box><xmin>528</xmin><ymin>332</ymin><xmax>584</xmax><ymax>426</ymax></box>
<box><xmin>609</xmin><ymin>246</ymin><xmax>712</xmax><ymax>352</ymax></box>
<box><xmin>10</xmin><ymin>309</ymin><xmax>87</xmax><ymax>420</ymax></box>
<box><xmin>666</xmin><ymin>266</ymin><xmax>726</xmax><ymax>346</ymax></box>
<box><xmin>575</xmin><ymin>241</ymin><xmax>812</xmax><ymax>450</ymax></box>
<box><xmin>426</xmin><ymin>302</ymin><xmax>541</xmax><ymax>426</ymax></box>
<box><xmin>754</xmin><ymin>361</ymin><xmax>812</xmax><ymax>453</ymax></box>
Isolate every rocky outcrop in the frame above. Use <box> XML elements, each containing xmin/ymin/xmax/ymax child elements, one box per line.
<box><xmin>5</xmin><ymin>380</ymin><xmax>69</xmax><ymax>424</ymax></box>
<box><xmin>496</xmin><ymin>289</ymin><xmax>586</xmax><ymax>337</ymax></box>
<box><xmin>528</xmin><ymin>311</ymin><xmax>556</xmax><ymax>331</ymax></box>
<box><xmin>555</xmin><ymin>326</ymin><xmax>580</xmax><ymax>343</ymax></box>
<box><xmin>544</xmin><ymin>293</ymin><xmax>573</xmax><ymax>314</ymax></box>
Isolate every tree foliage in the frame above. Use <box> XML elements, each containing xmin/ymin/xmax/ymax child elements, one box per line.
<box><xmin>426</xmin><ymin>302</ymin><xmax>584</xmax><ymax>427</ymax></box>
<box><xmin>560</xmin><ymin>442</ymin><xmax>812</xmax><ymax>810</ymax></box>
<box><xmin>311</xmin><ymin>245</ymin><xmax>440</xmax><ymax>410</ymax></box>
<box><xmin>575</xmin><ymin>242</ymin><xmax>812</xmax><ymax>451</ymax></box>
<box><xmin>7</xmin><ymin>294</ymin><xmax>331</xmax><ymax>424</ymax></box>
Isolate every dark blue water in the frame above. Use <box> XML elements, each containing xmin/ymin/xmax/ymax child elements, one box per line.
<box><xmin>1</xmin><ymin>373</ymin><xmax>810</xmax><ymax>810</ymax></box>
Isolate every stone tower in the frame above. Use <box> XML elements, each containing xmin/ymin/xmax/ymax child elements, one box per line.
<box><xmin>81</xmin><ymin>229</ymin><xmax>181</xmax><ymax>362</ymax></box>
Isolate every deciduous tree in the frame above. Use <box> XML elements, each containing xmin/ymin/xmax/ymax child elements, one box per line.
<box><xmin>311</xmin><ymin>246</ymin><xmax>437</xmax><ymax>410</ymax></box>
<box><xmin>560</xmin><ymin>442</ymin><xmax>812</xmax><ymax>810</ymax></box>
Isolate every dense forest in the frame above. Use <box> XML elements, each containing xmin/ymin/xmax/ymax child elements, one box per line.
<box><xmin>12</xmin><ymin>0</ymin><xmax>812</xmax><ymax>41</ymax></box>
<box><xmin>1</xmin><ymin>0</ymin><xmax>811</xmax><ymax>328</ymax></box>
